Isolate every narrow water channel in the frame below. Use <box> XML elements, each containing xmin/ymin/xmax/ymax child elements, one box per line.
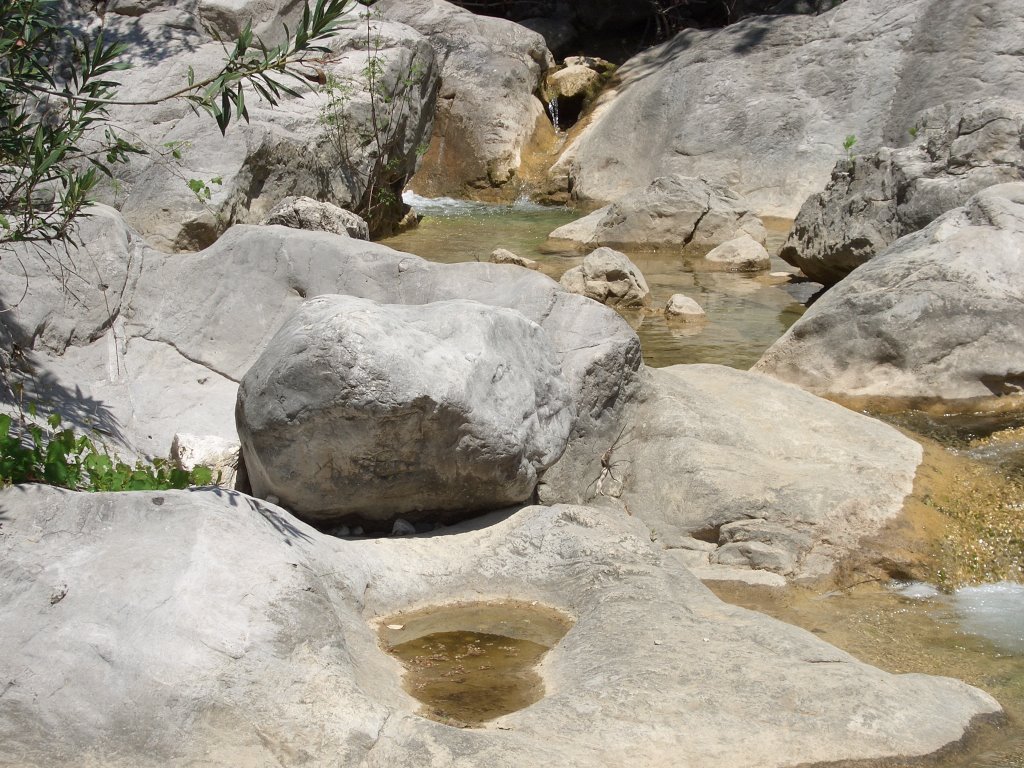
<box><xmin>380</xmin><ymin>195</ymin><xmax>1024</xmax><ymax>762</ymax></box>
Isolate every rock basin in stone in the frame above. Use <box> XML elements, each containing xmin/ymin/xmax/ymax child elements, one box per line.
<box><xmin>379</xmin><ymin>601</ymin><xmax>572</xmax><ymax>727</ymax></box>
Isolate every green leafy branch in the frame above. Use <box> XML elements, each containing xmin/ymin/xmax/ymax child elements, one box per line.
<box><xmin>0</xmin><ymin>404</ymin><xmax>216</xmax><ymax>492</ymax></box>
<box><xmin>0</xmin><ymin>0</ymin><xmax>358</xmax><ymax>247</ymax></box>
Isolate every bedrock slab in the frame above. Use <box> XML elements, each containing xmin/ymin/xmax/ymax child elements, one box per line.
<box><xmin>0</xmin><ymin>486</ymin><xmax>1000</xmax><ymax>767</ymax></box>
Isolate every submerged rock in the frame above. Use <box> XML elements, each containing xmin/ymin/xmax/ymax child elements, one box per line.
<box><xmin>704</xmin><ymin>233</ymin><xmax>771</xmax><ymax>272</ymax></box>
<box><xmin>547</xmin><ymin>176</ymin><xmax>766</xmax><ymax>252</ymax></box>
<box><xmin>0</xmin><ymin>486</ymin><xmax>1001</xmax><ymax>767</ymax></box>
<box><xmin>559</xmin><ymin>247</ymin><xmax>651</xmax><ymax>309</ymax></box>
<box><xmin>665</xmin><ymin>294</ymin><xmax>707</xmax><ymax>321</ymax></box>
<box><xmin>757</xmin><ymin>183</ymin><xmax>1024</xmax><ymax>399</ymax></box>
<box><xmin>780</xmin><ymin>100</ymin><xmax>1024</xmax><ymax>284</ymax></box>
<box><xmin>236</xmin><ymin>296</ymin><xmax>575</xmax><ymax>522</ymax></box>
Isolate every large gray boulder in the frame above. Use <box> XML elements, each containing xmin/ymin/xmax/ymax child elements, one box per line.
<box><xmin>0</xmin><ymin>485</ymin><xmax>1001</xmax><ymax>767</ymax></box>
<box><xmin>587</xmin><ymin>365</ymin><xmax>923</xmax><ymax>580</ymax></box>
<box><xmin>547</xmin><ymin>176</ymin><xmax>767</xmax><ymax>252</ymax></box>
<box><xmin>559</xmin><ymin>247</ymin><xmax>651</xmax><ymax>309</ymax></box>
<box><xmin>71</xmin><ymin>4</ymin><xmax>439</xmax><ymax>248</ymax></box>
<box><xmin>236</xmin><ymin>295</ymin><xmax>575</xmax><ymax>522</ymax></box>
<box><xmin>780</xmin><ymin>100</ymin><xmax>1024</xmax><ymax>284</ymax></box>
<box><xmin>550</xmin><ymin>0</ymin><xmax>1024</xmax><ymax>216</ymax></box>
<box><xmin>1</xmin><ymin>212</ymin><xmax>641</xmax><ymax>501</ymax></box>
<box><xmin>756</xmin><ymin>184</ymin><xmax>1024</xmax><ymax>399</ymax></box>
<box><xmin>377</xmin><ymin>0</ymin><xmax>554</xmax><ymax>200</ymax></box>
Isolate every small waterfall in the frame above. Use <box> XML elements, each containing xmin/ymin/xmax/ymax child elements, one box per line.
<box><xmin>547</xmin><ymin>97</ymin><xmax>560</xmax><ymax>132</ymax></box>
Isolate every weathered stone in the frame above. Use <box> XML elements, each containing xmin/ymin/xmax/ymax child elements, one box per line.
<box><xmin>604</xmin><ymin>365</ymin><xmax>922</xmax><ymax>580</ymax></box>
<box><xmin>169</xmin><ymin>432</ymin><xmax>240</xmax><ymax>487</ymax></box>
<box><xmin>86</xmin><ymin>11</ymin><xmax>439</xmax><ymax>248</ymax></box>
<box><xmin>0</xmin><ymin>486</ymin><xmax>1001</xmax><ymax>767</ymax></box>
<box><xmin>259</xmin><ymin>196</ymin><xmax>369</xmax><ymax>240</ymax></box>
<box><xmin>551</xmin><ymin>0</ymin><xmax>1024</xmax><ymax>216</ymax></box>
<box><xmin>3</xmin><ymin>217</ymin><xmax>641</xmax><ymax>485</ymax></box>
<box><xmin>377</xmin><ymin>0</ymin><xmax>554</xmax><ymax>200</ymax></box>
<box><xmin>704</xmin><ymin>234</ymin><xmax>771</xmax><ymax>272</ymax></box>
<box><xmin>489</xmin><ymin>247</ymin><xmax>539</xmax><ymax>269</ymax></box>
<box><xmin>547</xmin><ymin>176</ymin><xmax>767</xmax><ymax>252</ymax></box>
<box><xmin>559</xmin><ymin>247</ymin><xmax>651</xmax><ymax>309</ymax></box>
<box><xmin>780</xmin><ymin>100</ymin><xmax>1024</xmax><ymax>284</ymax></box>
<box><xmin>710</xmin><ymin>519</ymin><xmax>816</xmax><ymax>575</ymax></box>
<box><xmin>546</xmin><ymin>65</ymin><xmax>602</xmax><ymax>100</ymax></box>
<box><xmin>713</xmin><ymin>540</ymin><xmax>798</xmax><ymax>574</ymax></box>
<box><xmin>236</xmin><ymin>295</ymin><xmax>575</xmax><ymax>522</ymax></box>
<box><xmin>757</xmin><ymin>183</ymin><xmax>1024</xmax><ymax>399</ymax></box>
<box><xmin>0</xmin><ymin>204</ymin><xmax>145</xmax><ymax>357</ymax></box>
<box><xmin>665</xmin><ymin>294</ymin><xmax>707</xmax><ymax>320</ymax></box>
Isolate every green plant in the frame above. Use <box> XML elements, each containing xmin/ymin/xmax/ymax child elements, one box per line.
<box><xmin>843</xmin><ymin>134</ymin><xmax>857</xmax><ymax>158</ymax></box>
<box><xmin>0</xmin><ymin>0</ymin><xmax>356</xmax><ymax>248</ymax></box>
<box><xmin>318</xmin><ymin>5</ymin><xmax>428</xmax><ymax>232</ymax></box>
<box><xmin>0</xmin><ymin>403</ymin><xmax>216</xmax><ymax>491</ymax></box>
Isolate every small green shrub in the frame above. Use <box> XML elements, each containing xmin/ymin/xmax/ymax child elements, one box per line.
<box><xmin>843</xmin><ymin>134</ymin><xmax>857</xmax><ymax>158</ymax></box>
<box><xmin>0</xmin><ymin>405</ymin><xmax>215</xmax><ymax>492</ymax></box>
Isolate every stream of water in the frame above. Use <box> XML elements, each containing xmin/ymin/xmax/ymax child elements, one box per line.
<box><xmin>380</xmin><ymin>195</ymin><xmax>1024</xmax><ymax>762</ymax></box>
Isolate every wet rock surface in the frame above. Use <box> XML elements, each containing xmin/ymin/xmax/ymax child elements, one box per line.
<box><xmin>0</xmin><ymin>486</ymin><xmax>1001</xmax><ymax>767</ymax></box>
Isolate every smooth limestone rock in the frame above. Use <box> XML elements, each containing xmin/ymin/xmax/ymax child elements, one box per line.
<box><xmin>607</xmin><ymin>365</ymin><xmax>923</xmax><ymax>580</ymax></box>
<box><xmin>236</xmin><ymin>296</ymin><xmax>575</xmax><ymax>522</ymax></box>
<box><xmin>377</xmin><ymin>0</ymin><xmax>554</xmax><ymax>199</ymax></box>
<box><xmin>76</xmin><ymin>7</ymin><xmax>439</xmax><ymax>248</ymax></box>
<box><xmin>0</xmin><ymin>486</ymin><xmax>1001</xmax><ymax>767</ymax></box>
<box><xmin>780</xmin><ymin>99</ymin><xmax>1024</xmax><ymax>284</ymax></box>
<box><xmin>551</xmin><ymin>0</ymin><xmax>1024</xmax><ymax>216</ymax></box>
<box><xmin>704</xmin><ymin>233</ymin><xmax>771</xmax><ymax>272</ymax></box>
<box><xmin>664</xmin><ymin>294</ymin><xmax>707</xmax><ymax>321</ymax></box>
<box><xmin>757</xmin><ymin>184</ymin><xmax>1024</xmax><ymax>399</ymax></box>
<box><xmin>559</xmin><ymin>247</ymin><xmax>651</xmax><ymax>309</ymax></box>
<box><xmin>1</xmin><ymin>214</ymin><xmax>641</xmax><ymax>504</ymax></box>
<box><xmin>259</xmin><ymin>195</ymin><xmax>370</xmax><ymax>240</ymax></box>
<box><xmin>547</xmin><ymin>176</ymin><xmax>767</xmax><ymax>252</ymax></box>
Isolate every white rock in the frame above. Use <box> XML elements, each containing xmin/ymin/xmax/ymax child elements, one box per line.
<box><xmin>665</xmin><ymin>294</ymin><xmax>706</xmax><ymax>320</ymax></box>
<box><xmin>704</xmin><ymin>234</ymin><xmax>771</xmax><ymax>272</ymax></box>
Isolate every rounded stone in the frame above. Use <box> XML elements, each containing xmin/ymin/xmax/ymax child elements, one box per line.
<box><xmin>236</xmin><ymin>295</ymin><xmax>576</xmax><ymax>523</ymax></box>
